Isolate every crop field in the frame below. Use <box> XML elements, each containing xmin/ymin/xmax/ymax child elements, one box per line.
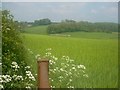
<box><xmin>22</xmin><ymin>27</ymin><xmax>118</xmax><ymax>88</ymax></box>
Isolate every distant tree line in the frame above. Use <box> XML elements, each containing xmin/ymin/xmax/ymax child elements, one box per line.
<box><xmin>18</xmin><ymin>18</ymin><xmax>51</xmax><ymax>32</ymax></box>
<box><xmin>33</xmin><ymin>18</ymin><xmax>51</xmax><ymax>26</ymax></box>
<box><xmin>19</xmin><ymin>19</ymin><xmax>118</xmax><ymax>33</ymax></box>
<box><xmin>47</xmin><ymin>20</ymin><xmax>118</xmax><ymax>34</ymax></box>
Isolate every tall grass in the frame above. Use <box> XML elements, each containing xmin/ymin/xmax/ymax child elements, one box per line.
<box><xmin>23</xmin><ymin>33</ymin><xmax>118</xmax><ymax>88</ymax></box>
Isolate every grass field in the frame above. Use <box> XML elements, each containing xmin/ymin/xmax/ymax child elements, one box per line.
<box><xmin>23</xmin><ymin>25</ymin><xmax>48</xmax><ymax>35</ymax></box>
<box><xmin>22</xmin><ymin>28</ymin><xmax>118</xmax><ymax>88</ymax></box>
<box><xmin>23</xmin><ymin>25</ymin><xmax>118</xmax><ymax>39</ymax></box>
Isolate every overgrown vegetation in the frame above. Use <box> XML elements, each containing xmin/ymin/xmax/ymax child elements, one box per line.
<box><xmin>1</xmin><ymin>10</ymin><xmax>36</xmax><ymax>89</ymax></box>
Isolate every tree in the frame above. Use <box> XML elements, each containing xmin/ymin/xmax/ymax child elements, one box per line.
<box><xmin>33</xmin><ymin>18</ymin><xmax>51</xmax><ymax>26</ymax></box>
<box><xmin>47</xmin><ymin>20</ymin><xmax>118</xmax><ymax>34</ymax></box>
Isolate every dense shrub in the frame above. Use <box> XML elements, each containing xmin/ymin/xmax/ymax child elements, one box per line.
<box><xmin>1</xmin><ymin>10</ymin><xmax>36</xmax><ymax>89</ymax></box>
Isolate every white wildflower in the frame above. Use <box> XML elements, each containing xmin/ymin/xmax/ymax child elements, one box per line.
<box><xmin>60</xmin><ymin>68</ymin><xmax>64</xmax><ymax>71</ymax></box>
<box><xmin>35</xmin><ymin>54</ymin><xmax>40</xmax><ymax>60</ymax></box>
<box><xmin>58</xmin><ymin>76</ymin><xmax>63</xmax><ymax>79</ymax></box>
<box><xmin>45</xmin><ymin>52</ymin><xmax>51</xmax><ymax>56</ymax></box>
<box><xmin>12</xmin><ymin>75</ymin><xmax>23</xmax><ymax>81</ymax></box>
<box><xmin>77</xmin><ymin>65</ymin><xmax>86</xmax><ymax>69</ymax></box>
<box><xmin>11</xmin><ymin>61</ymin><xmax>20</xmax><ymax>70</ymax></box>
<box><xmin>26</xmin><ymin>71</ymin><xmax>35</xmax><ymax>81</ymax></box>
<box><xmin>53</xmin><ymin>69</ymin><xmax>56</xmax><ymax>71</ymax></box>
<box><xmin>83</xmin><ymin>74</ymin><xmax>89</xmax><ymax>78</ymax></box>
<box><xmin>51</xmin><ymin>85</ymin><xmax>55</xmax><ymax>88</ymax></box>
<box><xmin>72</xmin><ymin>67</ymin><xmax>76</xmax><ymax>70</ymax></box>
<box><xmin>2</xmin><ymin>75</ymin><xmax>12</xmax><ymax>83</ymax></box>
<box><xmin>6</xmin><ymin>27</ymin><xmax>11</xmax><ymax>31</ymax></box>
<box><xmin>25</xmin><ymin>66</ymin><xmax>31</xmax><ymax>69</ymax></box>
<box><xmin>69</xmin><ymin>79</ymin><xmax>72</xmax><ymax>82</ymax></box>
<box><xmin>0</xmin><ymin>84</ymin><xmax>3</xmax><ymax>89</ymax></box>
<box><xmin>0</xmin><ymin>62</ymin><xmax>2</xmax><ymax>66</ymax></box>
<box><xmin>12</xmin><ymin>61</ymin><xmax>17</xmax><ymax>65</ymax></box>
<box><xmin>69</xmin><ymin>86</ymin><xmax>74</xmax><ymax>88</ymax></box>
<box><xmin>25</xmin><ymin>86</ymin><xmax>31</xmax><ymax>89</ymax></box>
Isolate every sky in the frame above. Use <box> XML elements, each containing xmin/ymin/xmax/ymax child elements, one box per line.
<box><xmin>2</xmin><ymin>2</ymin><xmax>118</xmax><ymax>23</ymax></box>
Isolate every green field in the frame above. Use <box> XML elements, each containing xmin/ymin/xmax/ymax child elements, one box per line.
<box><xmin>23</xmin><ymin>25</ymin><xmax>118</xmax><ymax>39</ymax></box>
<box><xmin>22</xmin><ymin>26</ymin><xmax>118</xmax><ymax>88</ymax></box>
<box><xmin>23</xmin><ymin>25</ymin><xmax>48</xmax><ymax>35</ymax></box>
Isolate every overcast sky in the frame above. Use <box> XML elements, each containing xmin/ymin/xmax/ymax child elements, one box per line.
<box><xmin>2</xmin><ymin>2</ymin><xmax>118</xmax><ymax>23</ymax></box>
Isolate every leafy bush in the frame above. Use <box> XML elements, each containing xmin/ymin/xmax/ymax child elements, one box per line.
<box><xmin>1</xmin><ymin>10</ymin><xmax>36</xmax><ymax>89</ymax></box>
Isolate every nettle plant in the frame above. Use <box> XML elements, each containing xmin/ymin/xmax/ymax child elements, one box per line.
<box><xmin>1</xmin><ymin>10</ymin><xmax>36</xmax><ymax>89</ymax></box>
<box><xmin>36</xmin><ymin>48</ymin><xmax>89</xmax><ymax>88</ymax></box>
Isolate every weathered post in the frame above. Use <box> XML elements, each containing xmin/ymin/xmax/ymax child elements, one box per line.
<box><xmin>37</xmin><ymin>59</ymin><xmax>51</xmax><ymax>90</ymax></box>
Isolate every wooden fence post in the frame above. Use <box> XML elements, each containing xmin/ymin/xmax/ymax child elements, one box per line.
<box><xmin>37</xmin><ymin>59</ymin><xmax>51</xmax><ymax>90</ymax></box>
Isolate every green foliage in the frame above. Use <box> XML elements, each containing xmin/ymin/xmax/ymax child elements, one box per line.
<box><xmin>33</xmin><ymin>18</ymin><xmax>51</xmax><ymax>26</ymax></box>
<box><xmin>47</xmin><ymin>20</ymin><xmax>118</xmax><ymax>34</ymax></box>
<box><xmin>2</xmin><ymin>10</ymin><xmax>24</xmax><ymax>74</ymax></box>
<box><xmin>2</xmin><ymin>10</ymin><xmax>35</xmax><ymax>88</ymax></box>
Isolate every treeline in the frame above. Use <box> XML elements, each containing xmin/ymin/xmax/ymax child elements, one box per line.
<box><xmin>33</xmin><ymin>18</ymin><xmax>51</xmax><ymax>26</ymax></box>
<box><xmin>20</xmin><ymin>18</ymin><xmax>51</xmax><ymax>27</ymax></box>
<box><xmin>47</xmin><ymin>20</ymin><xmax>118</xmax><ymax>34</ymax></box>
<box><xmin>19</xmin><ymin>19</ymin><xmax>118</xmax><ymax>33</ymax></box>
<box><xmin>19</xmin><ymin>18</ymin><xmax>52</xmax><ymax>32</ymax></box>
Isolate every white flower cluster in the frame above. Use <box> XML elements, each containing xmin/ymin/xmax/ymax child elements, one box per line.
<box><xmin>0</xmin><ymin>84</ymin><xmax>3</xmax><ymax>89</ymax></box>
<box><xmin>1</xmin><ymin>61</ymin><xmax>36</xmax><ymax>89</ymax></box>
<box><xmin>68</xmin><ymin>86</ymin><xmax>74</xmax><ymax>88</ymax></box>
<box><xmin>11</xmin><ymin>61</ymin><xmax>20</xmax><ymax>71</ymax></box>
<box><xmin>35</xmin><ymin>54</ymin><xmax>41</xmax><ymax>60</ymax></box>
<box><xmin>0</xmin><ymin>62</ymin><xmax>2</xmax><ymax>66</ymax></box>
<box><xmin>25</xmin><ymin>86</ymin><xmax>31</xmax><ymax>89</ymax></box>
<box><xmin>12</xmin><ymin>75</ymin><xmax>23</xmax><ymax>81</ymax></box>
<box><xmin>0</xmin><ymin>74</ymin><xmax>24</xmax><ymax>89</ymax></box>
<box><xmin>77</xmin><ymin>64</ymin><xmax>86</xmax><ymax>69</ymax></box>
<box><xmin>25</xmin><ymin>83</ymin><xmax>34</xmax><ymax>89</ymax></box>
<box><xmin>43</xmin><ymin>48</ymin><xmax>89</xmax><ymax>88</ymax></box>
<box><xmin>0</xmin><ymin>75</ymin><xmax>11</xmax><ymax>83</ymax></box>
<box><xmin>45</xmin><ymin>48</ymin><xmax>52</xmax><ymax>57</ymax></box>
<box><xmin>45</xmin><ymin>52</ymin><xmax>52</xmax><ymax>57</ymax></box>
<box><xmin>35</xmin><ymin>48</ymin><xmax>89</xmax><ymax>88</ymax></box>
<box><xmin>25</xmin><ymin>66</ymin><xmax>31</xmax><ymax>69</ymax></box>
<box><xmin>26</xmin><ymin>71</ymin><xmax>35</xmax><ymax>81</ymax></box>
